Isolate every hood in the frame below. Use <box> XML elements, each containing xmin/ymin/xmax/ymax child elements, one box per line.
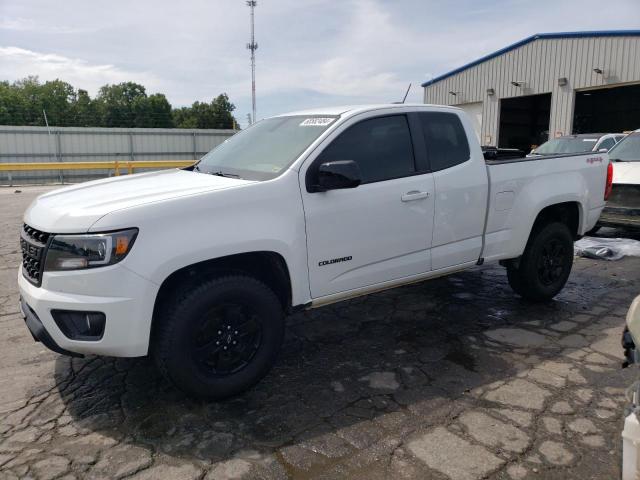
<box><xmin>613</xmin><ymin>161</ymin><xmax>640</xmax><ymax>185</ymax></box>
<box><xmin>24</xmin><ymin>169</ymin><xmax>254</xmax><ymax>233</ymax></box>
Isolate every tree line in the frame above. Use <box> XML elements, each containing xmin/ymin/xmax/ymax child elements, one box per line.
<box><xmin>0</xmin><ymin>77</ymin><xmax>238</xmax><ymax>129</ymax></box>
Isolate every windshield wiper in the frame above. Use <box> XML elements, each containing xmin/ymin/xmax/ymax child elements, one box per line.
<box><xmin>191</xmin><ymin>164</ymin><xmax>241</xmax><ymax>178</ymax></box>
<box><xmin>210</xmin><ymin>171</ymin><xmax>241</xmax><ymax>179</ymax></box>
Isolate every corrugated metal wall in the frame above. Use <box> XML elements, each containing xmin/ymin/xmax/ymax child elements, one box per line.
<box><xmin>0</xmin><ymin>126</ymin><xmax>236</xmax><ymax>185</ymax></box>
<box><xmin>423</xmin><ymin>35</ymin><xmax>640</xmax><ymax>146</ymax></box>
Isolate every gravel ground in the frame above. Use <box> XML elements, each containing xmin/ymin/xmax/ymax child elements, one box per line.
<box><xmin>1</xmin><ymin>186</ymin><xmax>639</xmax><ymax>480</ymax></box>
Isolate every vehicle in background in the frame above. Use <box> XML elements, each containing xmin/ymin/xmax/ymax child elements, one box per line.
<box><xmin>18</xmin><ymin>104</ymin><xmax>611</xmax><ymax>399</ymax></box>
<box><xmin>595</xmin><ymin>130</ymin><xmax>640</xmax><ymax>232</ymax></box>
<box><xmin>621</xmin><ymin>295</ymin><xmax>640</xmax><ymax>480</ymax></box>
<box><xmin>529</xmin><ymin>133</ymin><xmax>625</xmax><ymax>157</ymax></box>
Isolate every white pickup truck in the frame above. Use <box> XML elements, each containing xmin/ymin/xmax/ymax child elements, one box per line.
<box><xmin>19</xmin><ymin>104</ymin><xmax>612</xmax><ymax>399</ymax></box>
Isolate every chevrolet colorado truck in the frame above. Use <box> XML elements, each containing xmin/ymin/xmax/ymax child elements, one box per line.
<box><xmin>18</xmin><ymin>104</ymin><xmax>612</xmax><ymax>399</ymax></box>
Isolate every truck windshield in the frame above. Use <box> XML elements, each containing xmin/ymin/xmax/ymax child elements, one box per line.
<box><xmin>608</xmin><ymin>133</ymin><xmax>640</xmax><ymax>162</ymax></box>
<box><xmin>195</xmin><ymin>115</ymin><xmax>338</xmax><ymax>180</ymax></box>
<box><xmin>533</xmin><ymin>137</ymin><xmax>598</xmax><ymax>155</ymax></box>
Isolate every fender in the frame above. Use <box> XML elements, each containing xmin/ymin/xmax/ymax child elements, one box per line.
<box><xmin>89</xmin><ymin>170</ymin><xmax>312</xmax><ymax>307</ymax></box>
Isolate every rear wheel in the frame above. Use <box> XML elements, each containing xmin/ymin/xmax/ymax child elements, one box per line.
<box><xmin>507</xmin><ymin>222</ymin><xmax>574</xmax><ymax>302</ymax></box>
<box><xmin>153</xmin><ymin>274</ymin><xmax>285</xmax><ymax>400</ymax></box>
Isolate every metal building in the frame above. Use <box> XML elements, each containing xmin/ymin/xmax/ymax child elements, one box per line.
<box><xmin>422</xmin><ymin>30</ymin><xmax>640</xmax><ymax>152</ymax></box>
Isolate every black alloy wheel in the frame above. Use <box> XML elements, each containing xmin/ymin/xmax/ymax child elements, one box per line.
<box><xmin>153</xmin><ymin>274</ymin><xmax>285</xmax><ymax>400</ymax></box>
<box><xmin>536</xmin><ymin>238</ymin><xmax>569</xmax><ymax>286</ymax></box>
<box><xmin>194</xmin><ymin>304</ymin><xmax>263</xmax><ymax>376</ymax></box>
<box><xmin>506</xmin><ymin>221</ymin><xmax>574</xmax><ymax>302</ymax></box>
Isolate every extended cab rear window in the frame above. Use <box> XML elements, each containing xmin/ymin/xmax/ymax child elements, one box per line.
<box><xmin>418</xmin><ymin>112</ymin><xmax>470</xmax><ymax>172</ymax></box>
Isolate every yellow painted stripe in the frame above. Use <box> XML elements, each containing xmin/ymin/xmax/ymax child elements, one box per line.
<box><xmin>0</xmin><ymin>160</ymin><xmax>195</xmax><ymax>172</ymax></box>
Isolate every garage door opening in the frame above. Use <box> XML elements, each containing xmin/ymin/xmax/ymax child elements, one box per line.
<box><xmin>498</xmin><ymin>93</ymin><xmax>551</xmax><ymax>152</ymax></box>
<box><xmin>573</xmin><ymin>83</ymin><xmax>640</xmax><ymax>134</ymax></box>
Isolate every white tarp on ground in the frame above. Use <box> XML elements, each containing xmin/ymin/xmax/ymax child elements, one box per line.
<box><xmin>575</xmin><ymin>236</ymin><xmax>640</xmax><ymax>261</ymax></box>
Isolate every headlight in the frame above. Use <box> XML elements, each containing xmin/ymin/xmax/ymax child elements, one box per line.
<box><xmin>44</xmin><ymin>229</ymin><xmax>138</xmax><ymax>271</ymax></box>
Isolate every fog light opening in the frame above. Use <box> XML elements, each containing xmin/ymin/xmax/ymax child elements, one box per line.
<box><xmin>51</xmin><ymin>310</ymin><xmax>106</xmax><ymax>341</ymax></box>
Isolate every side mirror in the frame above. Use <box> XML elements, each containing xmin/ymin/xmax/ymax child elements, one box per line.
<box><xmin>313</xmin><ymin>160</ymin><xmax>361</xmax><ymax>192</ymax></box>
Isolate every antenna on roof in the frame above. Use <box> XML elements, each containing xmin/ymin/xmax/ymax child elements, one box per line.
<box><xmin>393</xmin><ymin>83</ymin><xmax>412</xmax><ymax>104</ymax></box>
<box><xmin>401</xmin><ymin>83</ymin><xmax>411</xmax><ymax>103</ymax></box>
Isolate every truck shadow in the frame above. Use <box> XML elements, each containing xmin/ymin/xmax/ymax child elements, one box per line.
<box><xmin>52</xmin><ymin>262</ymin><xmax>624</xmax><ymax>465</ymax></box>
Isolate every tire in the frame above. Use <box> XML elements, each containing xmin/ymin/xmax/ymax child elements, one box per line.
<box><xmin>507</xmin><ymin>222</ymin><xmax>574</xmax><ymax>302</ymax></box>
<box><xmin>153</xmin><ymin>274</ymin><xmax>285</xmax><ymax>400</ymax></box>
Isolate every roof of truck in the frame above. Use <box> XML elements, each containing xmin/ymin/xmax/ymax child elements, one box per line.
<box><xmin>275</xmin><ymin>103</ymin><xmax>460</xmax><ymax>118</ymax></box>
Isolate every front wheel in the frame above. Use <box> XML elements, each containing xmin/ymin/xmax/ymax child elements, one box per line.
<box><xmin>153</xmin><ymin>274</ymin><xmax>285</xmax><ymax>400</ymax></box>
<box><xmin>507</xmin><ymin>222</ymin><xmax>574</xmax><ymax>302</ymax></box>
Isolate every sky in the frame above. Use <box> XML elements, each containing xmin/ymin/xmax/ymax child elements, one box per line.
<box><xmin>1</xmin><ymin>0</ymin><xmax>639</xmax><ymax>127</ymax></box>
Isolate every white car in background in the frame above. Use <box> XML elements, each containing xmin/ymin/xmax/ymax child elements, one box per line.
<box><xmin>596</xmin><ymin>130</ymin><xmax>640</xmax><ymax>231</ymax></box>
<box><xmin>622</xmin><ymin>295</ymin><xmax>640</xmax><ymax>480</ymax></box>
<box><xmin>530</xmin><ymin>133</ymin><xmax>626</xmax><ymax>157</ymax></box>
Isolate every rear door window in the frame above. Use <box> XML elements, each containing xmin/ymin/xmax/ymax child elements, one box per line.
<box><xmin>418</xmin><ymin>112</ymin><xmax>470</xmax><ymax>171</ymax></box>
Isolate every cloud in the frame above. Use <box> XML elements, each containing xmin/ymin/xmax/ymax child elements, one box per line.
<box><xmin>252</xmin><ymin>0</ymin><xmax>423</xmax><ymax>103</ymax></box>
<box><xmin>0</xmin><ymin>18</ymin><xmax>97</xmax><ymax>34</ymax></box>
<box><xmin>0</xmin><ymin>46</ymin><xmax>161</xmax><ymax>95</ymax></box>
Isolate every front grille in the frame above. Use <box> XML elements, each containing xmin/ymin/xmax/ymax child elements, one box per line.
<box><xmin>20</xmin><ymin>224</ymin><xmax>51</xmax><ymax>286</ymax></box>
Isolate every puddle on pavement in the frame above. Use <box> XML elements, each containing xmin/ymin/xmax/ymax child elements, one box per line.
<box><xmin>444</xmin><ymin>348</ymin><xmax>477</xmax><ymax>372</ymax></box>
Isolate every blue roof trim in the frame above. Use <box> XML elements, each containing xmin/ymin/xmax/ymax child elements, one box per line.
<box><xmin>421</xmin><ymin>30</ymin><xmax>640</xmax><ymax>87</ymax></box>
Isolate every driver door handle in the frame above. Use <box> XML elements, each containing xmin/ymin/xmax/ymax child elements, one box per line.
<box><xmin>401</xmin><ymin>190</ymin><xmax>430</xmax><ymax>202</ymax></box>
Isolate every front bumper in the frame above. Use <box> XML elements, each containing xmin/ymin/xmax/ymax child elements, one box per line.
<box><xmin>18</xmin><ymin>263</ymin><xmax>159</xmax><ymax>357</ymax></box>
<box><xmin>20</xmin><ymin>297</ymin><xmax>82</xmax><ymax>357</ymax></box>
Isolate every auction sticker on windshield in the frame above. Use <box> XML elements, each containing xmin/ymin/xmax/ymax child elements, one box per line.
<box><xmin>300</xmin><ymin>118</ymin><xmax>335</xmax><ymax>127</ymax></box>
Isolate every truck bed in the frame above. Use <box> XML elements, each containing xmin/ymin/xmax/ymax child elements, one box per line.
<box><xmin>481</xmin><ymin>151</ymin><xmax>608</xmax><ymax>262</ymax></box>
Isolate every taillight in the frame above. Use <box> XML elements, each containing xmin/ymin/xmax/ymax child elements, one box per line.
<box><xmin>604</xmin><ymin>162</ymin><xmax>613</xmax><ymax>200</ymax></box>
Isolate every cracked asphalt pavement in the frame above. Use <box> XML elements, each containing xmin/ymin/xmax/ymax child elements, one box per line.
<box><xmin>1</xmin><ymin>186</ymin><xmax>639</xmax><ymax>479</ymax></box>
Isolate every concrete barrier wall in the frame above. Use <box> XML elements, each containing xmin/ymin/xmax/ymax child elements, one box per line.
<box><xmin>0</xmin><ymin>126</ymin><xmax>236</xmax><ymax>185</ymax></box>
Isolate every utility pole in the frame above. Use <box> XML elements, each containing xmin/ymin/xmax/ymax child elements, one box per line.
<box><xmin>246</xmin><ymin>1</ymin><xmax>258</xmax><ymax>124</ymax></box>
